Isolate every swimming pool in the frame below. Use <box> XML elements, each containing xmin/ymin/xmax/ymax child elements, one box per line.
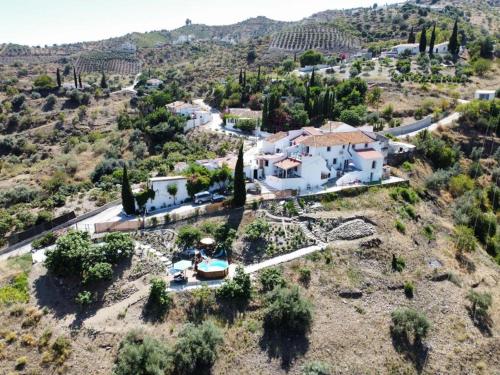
<box><xmin>197</xmin><ymin>259</ymin><xmax>229</xmax><ymax>279</ymax></box>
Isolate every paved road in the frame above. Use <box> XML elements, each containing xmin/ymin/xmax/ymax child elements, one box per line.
<box><xmin>396</xmin><ymin>111</ymin><xmax>461</xmax><ymax>139</ymax></box>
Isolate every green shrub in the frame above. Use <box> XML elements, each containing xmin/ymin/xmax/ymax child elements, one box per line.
<box><xmin>467</xmin><ymin>290</ymin><xmax>492</xmax><ymax>322</ymax></box>
<box><xmin>422</xmin><ymin>225</ymin><xmax>435</xmax><ymax>241</ymax></box>
<box><xmin>51</xmin><ymin>336</ymin><xmax>72</xmax><ymax>365</ymax></box>
<box><xmin>244</xmin><ymin>218</ymin><xmax>270</xmax><ymax>241</ymax></box>
<box><xmin>391</xmin><ymin>308</ymin><xmax>430</xmax><ymax>342</ymax></box>
<box><xmin>147</xmin><ymin>278</ymin><xmax>173</xmax><ymax>318</ymax></box>
<box><xmin>217</xmin><ymin>266</ymin><xmax>251</xmax><ymax>301</ymax></box>
<box><xmin>403</xmin><ymin>205</ymin><xmax>416</xmax><ymax>220</ymax></box>
<box><xmin>32</xmin><ymin>232</ymin><xmax>58</xmax><ymax>249</ymax></box>
<box><xmin>472</xmin><ymin>212</ymin><xmax>497</xmax><ymax>244</ymax></box>
<box><xmin>75</xmin><ymin>291</ymin><xmax>93</xmax><ymax>305</ymax></box>
<box><xmin>259</xmin><ymin>267</ymin><xmax>286</xmax><ymax>292</ymax></box>
<box><xmin>298</xmin><ymin>267</ymin><xmax>311</xmax><ymax>285</ymax></box>
<box><xmin>176</xmin><ymin>225</ymin><xmax>202</xmax><ymax>248</ymax></box>
<box><xmin>403</xmin><ymin>281</ymin><xmax>415</xmax><ymax>298</ymax></box>
<box><xmin>302</xmin><ymin>361</ymin><xmax>331</xmax><ymax>375</ymax></box>
<box><xmin>0</xmin><ymin>272</ymin><xmax>29</xmax><ymax>305</ymax></box>
<box><xmin>395</xmin><ymin>219</ymin><xmax>406</xmax><ymax>234</ymax></box>
<box><xmin>84</xmin><ymin>262</ymin><xmax>113</xmax><ymax>283</ymax></box>
<box><xmin>264</xmin><ymin>285</ymin><xmax>312</xmax><ymax>334</ymax></box>
<box><xmin>15</xmin><ymin>355</ymin><xmax>28</xmax><ymax>370</ymax></box>
<box><xmin>172</xmin><ymin>321</ymin><xmax>223</xmax><ymax>375</ymax></box>
<box><xmin>113</xmin><ymin>331</ymin><xmax>173</xmax><ymax>375</ymax></box>
<box><xmin>391</xmin><ymin>254</ymin><xmax>405</xmax><ymax>272</ymax></box>
<box><xmin>449</xmin><ymin>174</ymin><xmax>474</xmax><ymax>197</ymax></box>
<box><xmin>454</xmin><ymin>225</ymin><xmax>477</xmax><ymax>252</ymax></box>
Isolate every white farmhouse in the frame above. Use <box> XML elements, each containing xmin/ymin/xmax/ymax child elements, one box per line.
<box><xmin>145</xmin><ymin>176</ymin><xmax>189</xmax><ymax>212</ymax></box>
<box><xmin>146</xmin><ymin>78</ymin><xmax>163</xmax><ymax>89</ymax></box>
<box><xmin>383</xmin><ymin>41</ymin><xmax>453</xmax><ymax>57</ymax></box>
<box><xmin>224</xmin><ymin>108</ymin><xmax>262</xmax><ymax>133</ymax></box>
<box><xmin>249</xmin><ymin>124</ymin><xmax>388</xmax><ymax>192</ymax></box>
<box><xmin>474</xmin><ymin>90</ymin><xmax>496</xmax><ymax>101</ymax></box>
<box><xmin>166</xmin><ymin>101</ymin><xmax>212</xmax><ymax>130</ymax></box>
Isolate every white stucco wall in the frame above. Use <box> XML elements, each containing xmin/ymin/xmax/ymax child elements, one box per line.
<box><xmin>146</xmin><ymin>178</ymin><xmax>189</xmax><ymax>211</ymax></box>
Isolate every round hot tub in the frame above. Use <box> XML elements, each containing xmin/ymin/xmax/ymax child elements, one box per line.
<box><xmin>197</xmin><ymin>259</ymin><xmax>229</xmax><ymax>279</ymax></box>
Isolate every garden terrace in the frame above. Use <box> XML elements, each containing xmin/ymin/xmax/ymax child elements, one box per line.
<box><xmin>75</xmin><ymin>51</ymin><xmax>142</xmax><ymax>74</ymax></box>
<box><xmin>270</xmin><ymin>24</ymin><xmax>361</xmax><ymax>52</ymax></box>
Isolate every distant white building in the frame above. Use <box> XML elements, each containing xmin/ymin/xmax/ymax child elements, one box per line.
<box><xmin>146</xmin><ymin>78</ymin><xmax>163</xmax><ymax>89</ymax></box>
<box><xmin>224</xmin><ymin>108</ymin><xmax>262</xmax><ymax>133</ymax></box>
<box><xmin>383</xmin><ymin>41</ymin><xmax>454</xmax><ymax>57</ymax></box>
<box><xmin>145</xmin><ymin>176</ymin><xmax>189</xmax><ymax>212</ymax></box>
<box><xmin>166</xmin><ymin>101</ymin><xmax>212</xmax><ymax>130</ymax></box>
<box><xmin>474</xmin><ymin>90</ymin><xmax>496</xmax><ymax>101</ymax></box>
<box><xmin>249</xmin><ymin>124</ymin><xmax>389</xmax><ymax>192</ymax></box>
<box><xmin>118</xmin><ymin>42</ymin><xmax>137</xmax><ymax>53</ymax></box>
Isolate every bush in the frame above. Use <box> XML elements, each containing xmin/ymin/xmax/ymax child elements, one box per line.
<box><xmin>264</xmin><ymin>285</ymin><xmax>312</xmax><ymax>334</ymax></box>
<box><xmin>75</xmin><ymin>291</ymin><xmax>93</xmax><ymax>305</ymax></box>
<box><xmin>449</xmin><ymin>174</ymin><xmax>474</xmax><ymax>197</ymax></box>
<box><xmin>34</xmin><ymin>75</ymin><xmax>56</xmax><ymax>89</ymax></box>
<box><xmin>244</xmin><ymin>218</ymin><xmax>270</xmax><ymax>241</ymax></box>
<box><xmin>390</xmin><ymin>187</ymin><xmax>419</xmax><ymax>204</ymax></box>
<box><xmin>425</xmin><ymin>168</ymin><xmax>457</xmax><ymax>191</ymax></box>
<box><xmin>467</xmin><ymin>290</ymin><xmax>492</xmax><ymax>322</ymax></box>
<box><xmin>392</xmin><ymin>254</ymin><xmax>405</xmax><ymax>272</ymax></box>
<box><xmin>300</xmin><ymin>50</ymin><xmax>324</xmax><ymax>67</ymax></box>
<box><xmin>217</xmin><ymin>266</ymin><xmax>251</xmax><ymax>301</ymax></box>
<box><xmin>472</xmin><ymin>212</ymin><xmax>497</xmax><ymax>243</ymax></box>
<box><xmin>259</xmin><ymin>267</ymin><xmax>286</xmax><ymax>292</ymax></box>
<box><xmin>302</xmin><ymin>361</ymin><xmax>331</xmax><ymax>375</ymax></box>
<box><xmin>298</xmin><ymin>267</ymin><xmax>311</xmax><ymax>285</ymax></box>
<box><xmin>172</xmin><ymin>321</ymin><xmax>223</xmax><ymax>375</ymax></box>
<box><xmin>101</xmin><ymin>232</ymin><xmax>135</xmax><ymax>263</ymax></box>
<box><xmin>113</xmin><ymin>331</ymin><xmax>172</xmax><ymax>375</ymax></box>
<box><xmin>0</xmin><ymin>273</ymin><xmax>29</xmax><ymax>305</ymax></box>
<box><xmin>454</xmin><ymin>225</ymin><xmax>477</xmax><ymax>253</ymax></box>
<box><xmin>391</xmin><ymin>308</ymin><xmax>430</xmax><ymax>342</ymax></box>
<box><xmin>403</xmin><ymin>281</ymin><xmax>414</xmax><ymax>298</ymax></box>
<box><xmin>395</xmin><ymin>219</ymin><xmax>406</xmax><ymax>234</ymax></box>
<box><xmin>15</xmin><ymin>356</ymin><xmax>28</xmax><ymax>370</ymax></box>
<box><xmin>31</xmin><ymin>232</ymin><xmax>58</xmax><ymax>249</ymax></box>
<box><xmin>147</xmin><ymin>278</ymin><xmax>173</xmax><ymax>318</ymax></box>
<box><xmin>176</xmin><ymin>225</ymin><xmax>202</xmax><ymax>249</ymax></box>
<box><xmin>84</xmin><ymin>262</ymin><xmax>113</xmax><ymax>283</ymax></box>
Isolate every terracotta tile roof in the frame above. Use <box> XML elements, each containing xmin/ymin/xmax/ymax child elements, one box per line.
<box><xmin>302</xmin><ymin>126</ymin><xmax>323</xmax><ymax>135</ymax></box>
<box><xmin>297</xmin><ymin>131</ymin><xmax>373</xmax><ymax>147</ymax></box>
<box><xmin>291</xmin><ymin>134</ymin><xmax>310</xmax><ymax>144</ymax></box>
<box><xmin>265</xmin><ymin>131</ymin><xmax>288</xmax><ymax>143</ymax></box>
<box><xmin>355</xmin><ymin>148</ymin><xmax>384</xmax><ymax>160</ymax></box>
<box><xmin>228</xmin><ymin>108</ymin><xmax>262</xmax><ymax>120</ymax></box>
<box><xmin>274</xmin><ymin>158</ymin><xmax>301</xmax><ymax>170</ymax></box>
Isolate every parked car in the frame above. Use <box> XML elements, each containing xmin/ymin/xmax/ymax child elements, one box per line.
<box><xmin>211</xmin><ymin>193</ymin><xmax>225</xmax><ymax>203</ymax></box>
<box><xmin>194</xmin><ymin>191</ymin><xmax>212</xmax><ymax>204</ymax></box>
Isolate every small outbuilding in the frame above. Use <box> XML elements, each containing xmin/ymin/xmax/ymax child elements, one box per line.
<box><xmin>474</xmin><ymin>90</ymin><xmax>496</xmax><ymax>101</ymax></box>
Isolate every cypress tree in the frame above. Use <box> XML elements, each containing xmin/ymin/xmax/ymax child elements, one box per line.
<box><xmin>305</xmin><ymin>84</ymin><xmax>311</xmax><ymax>116</ymax></box>
<box><xmin>73</xmin><ymin>67</ymin><xmax>78</xmax><ymax>88</ymax></box>
<box><xmin>419</xmin><ymin>26</ymin><xmax>427</xmax><ymax>54</ymax></box>
<box><xmin>233</xmin><ymin>143</ymin><xmax>246</xmax><ymax>207</ymax></box>
<box><xmin>121</xmin><ymin>166</ymin><xmax>136</xmax><ymax>215</ymax></box>
<box><xmin>428</xmin><ymin>24</ymin><xmax>436</xmax><ymax>57</ymax></box>
<box><xmin>238</xmin><ymin>68</ymin><xmax>243</xmax><ymax>85</ymax></box>
<box><xmin>309</xmin><ymin>67</ymin><xmax>316</xmax><ymax>87</ymax></box>
<box><xmin>262</xmin><ymin>95</ymin><xmax>269</xmax><ymax>130</ymax></box>
<box><xmin>100</xmin><ymin>72</ymin><xmax>108</xmax><ymax>89</ymax></box>
<box><xmin>407</xmin><ymin>27</ymin><xmax>416</xmax><ymax>44</ymax></box>
<box><xmin>257</xmin><ymin>66</ymin><xmax>261</xmax><ymax>90</ymax></box>
<box><xmin>56</xmin><ymin>68</ymin><xmax>61</xmax><ymax>88</ymax></box>
<box><xmin>243</xmin><ymin>70</ymin><xmax>247</xmax><ymax>87</ymax></box>
<box><xmin>78</xmin><ymin>74</ymin><xmax>82</xmax><ymax>89</ymax></box>
<box><xmin>448</xmin><ymin>19</ymin><xmax>459</xmax><ymax>57</ymax></box>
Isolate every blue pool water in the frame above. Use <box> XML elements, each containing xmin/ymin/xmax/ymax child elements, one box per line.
<box><xmin>198</xmin><ymin>259</ymin><xmax>229</xmax><ymax>272</ymax></box>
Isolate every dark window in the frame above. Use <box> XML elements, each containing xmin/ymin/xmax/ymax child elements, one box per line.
<box><xmin>342</xmin><ymin>145</ymin><xmax>346</xmax><ymax>149</ymax></box>
<box><xmin>372</xmin><ymin>161</ymin><xmax>376</xmax><ymax>169</ymax></box>
<box><xmin>333</xmin><ymin>158</ymin><xmax>337</xmax><ymax>164</ymax></box>
<box><xmin>265</xmin><ymin>161</ymin><xmax>269</xmax><ymax>167</ymax></box>
<box><xmin>327</xmin><ymin>146</ymin><xmax>331</xmax><ymax>151</ymax></box>
<box><xmin>365</xmin><ymin>143</ymin><xmax>368</xmax><ymax>148</ymax></box>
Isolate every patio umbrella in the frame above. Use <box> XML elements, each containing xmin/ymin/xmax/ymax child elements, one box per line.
<box><xmin>170</xmin><ymin>260</ymin><xmax>192</xmax><ymax>274</ymax></box>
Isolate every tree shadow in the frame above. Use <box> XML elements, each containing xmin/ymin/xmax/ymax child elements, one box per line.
<box><xmin>390</xmin><ymin>330</ymin><xmax>430</xmax><ymax>374</ymax></box>
<box><xmin>214</xmin><ymin>297</ymin><xmax>250</xmax><ymax>325</ymax></box>
<box><xmin>466</xmin><ymin>306</ymin><xmax>493</xmax><ymax>337</ymax></box>
<box><xmin>33</xmin><ymin>257</ymin><xmax>132</xmax><ymax>329</ymax></box>
<box><xmin>259</xmin><ymin>326</ymin><xmax>309</xmax><ymax>371</ymax></box>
